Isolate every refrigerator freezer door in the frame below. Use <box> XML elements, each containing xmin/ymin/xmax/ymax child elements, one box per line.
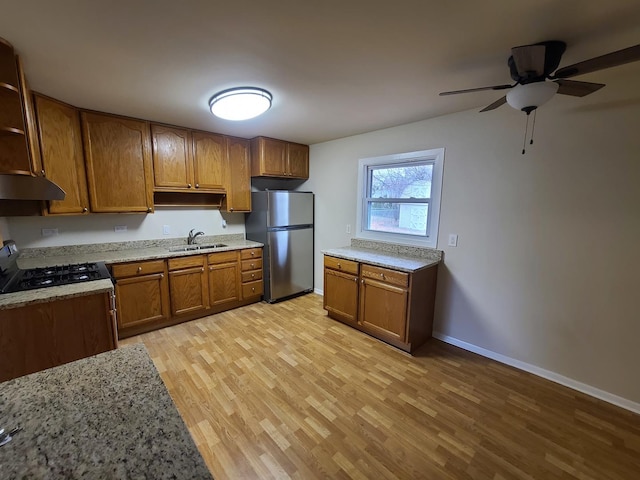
<box><xmin>267</xmin><ymin>227</ymin><xmax>314</xmax><ymax>301</ymax></box>
<box><xmin>267</xmin><ymin>191</ymin><xmax>314</xmax><ymax>228</ymax></box>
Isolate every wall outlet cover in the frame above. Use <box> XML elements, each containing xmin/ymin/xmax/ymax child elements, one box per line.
<box><xmin>448</xmin><ymin>234</ymin><xmax>458</xmax><ymax>247</ymax></box>
<box><xmin>114</xmin><ymin>225</ymin><xmax>127</xmax><ymax>233</ymax></box>
<box><xmin>163</xmin><ymin>225</ymin><xmax>170</xmax><ymax>235</ymax></box>
<box><xmin>41</xmin><ymin>228</ymin><xmax>58</xmax><ymax>237</ymax></box>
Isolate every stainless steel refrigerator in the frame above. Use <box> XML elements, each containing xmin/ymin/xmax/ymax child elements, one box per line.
<box><xmin>245</xmin><ymin>191</ymin><xmax>314</xmax><ymax>303</ymax></box>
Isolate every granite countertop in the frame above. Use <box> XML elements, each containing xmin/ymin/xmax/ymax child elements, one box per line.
<box><xmin>0</xmin><ymin>344</ymin><xmax>212</xmax><ymax>479</ymax></box>
<box><xmin>0</xmin><ymin>279</ymin><xmax>114</xmax><ymax>310</ymax></box>
<box><xmin>323</xmin><ymin>239</ymin><xmax>442</xmax><ymax>273</ymax></box>
<box><xmin>1</xmin><ymin>235</ymin><xmax>262</xmax><ymax>310</ymax></box>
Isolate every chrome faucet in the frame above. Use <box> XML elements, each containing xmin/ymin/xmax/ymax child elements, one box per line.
<box><xmin>187</xmin><ymin>229</ymin><xmax>204</xmax><ymax>245</ymax></box>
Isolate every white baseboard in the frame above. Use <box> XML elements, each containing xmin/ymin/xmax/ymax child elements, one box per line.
<box><xmin>314</xmin><ymin>288</ymin><xmax>324</xmax><ymax>296</ymax></box>
<box><xmin>432</xmin><ymin>332</ymin><xmax>640</xmax><ymax>415</ymax></box>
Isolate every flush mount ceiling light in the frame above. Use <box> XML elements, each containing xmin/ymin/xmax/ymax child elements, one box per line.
<box><xmin>209</xmin><ymin>87</ymin><xmax>272</xmax><ymax>121</ymax></box>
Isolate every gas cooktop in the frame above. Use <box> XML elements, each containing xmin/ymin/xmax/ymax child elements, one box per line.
<box><xmin>0</xmin><ymin>241</ymin><xmax>112</xmax><ymax>294</ymax></box>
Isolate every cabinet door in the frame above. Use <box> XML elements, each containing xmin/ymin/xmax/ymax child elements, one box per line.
<box><xmin>251</xmin><ymin>137</ymin><xmax>286</xmax><ymax>176</ymax></box>
<box><xmin>224</xmin><ymin>136</ymin><xmax>251</xmax><ymax>212</ymax></box>
<box><xmin>169</xmin><ymin>266</ymin><xmax>209</xmax><ymax>316</ymax></box>
<box><xmin>81</xmin><ymin>112</ymin><xmax>154</xmax><ymax>213</ymax></box>
<box><xmin>192</xmin><ymin>131</ymin><xmax>226</xmax><ymax>190</ymax></box>
<box><xmin>208</xmin><ymin>261</ymin><xmax>240</xmax><ymax>306</ymax></box>
<box><xmin>151</xmin><ymin>124</ymin><xmax>193</xmax><ymax>190</ymax></box>
<box><xmin>34</xmin><ymin>95</ymin><xmax>90</xmax><ymax>214</ymax></box>
<box><xmin>287</xmin><ymin>142</ymin><xmax>309</xmax><ymax>179</ymax></box>
<box><xmin>115</xmin><ymin>273</ymin><xmax>170</xmax><ymax>329</ymax></box>
<box><xmin>359</xmin><ymin>278</ymin><xmax>408</xmax><ymax>342</ymax></box>
<box><xmin>324</xmin><ymin>268</ymin><xmax>359</xmax><ymax>326</ymax></box>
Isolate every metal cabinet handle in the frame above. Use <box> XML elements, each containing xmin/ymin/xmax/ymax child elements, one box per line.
<box><xmin>82</xmin><ymin>207</ymin><xmax>88</xmax><ymax>212</ymax></box>
<box><xmin>353</xmin><ymin>277</ymin><xmax>357</xmax><ymax>282</ymax></box>
<box><xmin>146</xmin><ymin>207</ymin><xmax>152</xmax><ymax>213</ymax></box>
<box><xmin>188</xmin><ymin>183</ymin><xmax>192</xmax><ymax>188</ymax></box>
<box><xmin>380</xmin><ymin>273</ymin><xmax>384</xmax><ymax>278</ymax></box>
<box><xmin>201</xmin><ymin>268</ymin><xmax>204</xmax><ymax>272</ymax></box>
<box><xmin>230</xmin><ymin>208</ymin><xmax>234</xmax><ymax>212</ymax></box>
<box><xmin>137</xmin><ymin>267</ymin><xmax>142</xmax><ymax>273</ymax></box>
<box><xmin>361</xmin><ymin>279</ymin><xmax>364</xmax><ymax>284</ymax></box>
<box><xmin>250</xmin><ymin>263</ymin><xmax>255</xmax><ymax>268</ymax></box>
<box><xmin>160</xmin><ymin>274</ymin><xmax>164</xmax><ymax>278</ymax></box>
<box><xmin>251</xmin><ymin>273</ymin><xmax>255</xmax><ymax>278</ymax></box>
<box><xmin>251</xmin><ymin>251</ymin><xmax>255</xmax><ymax>256</ymax></box>
<box><xmin>337</xmin><ymin>263</ymin><xmax>341</xmax><ymax>268</ymax></box>
<box><xmin>209</xmin><ymin>266</ymin><xmax>213</xmax><ymax>271</ymax></box>
<box><xmin>195</xmin><ymin>183</ymin><xmax>199</xmax><ymax>188</ymax></box>
<box><xmin>251</xmin><ymin>287</ymin><xmax>255</xmax><ymax>292</ymax></box>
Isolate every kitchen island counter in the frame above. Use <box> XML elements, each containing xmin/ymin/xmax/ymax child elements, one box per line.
<box><xmin>0</xmin><ymin>344</ymin><xmax>212</xmax><ymax>479</ymax></box>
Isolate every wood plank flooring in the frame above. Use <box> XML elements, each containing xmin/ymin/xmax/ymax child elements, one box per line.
<box><xmin>120</xmin><ymin>294</ymin><xmax>640</xmax><ymax>479</ymax></box>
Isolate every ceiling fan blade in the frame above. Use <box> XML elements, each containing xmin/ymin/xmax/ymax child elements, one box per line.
<box><xmin>479</xmin><ymin>96</ymin><xmax>507</xmax><ymax>112</ymax></box>
<box><xmin>511</xmin><ymin>45</ymin><xmax>546</xmax><ymax>77</ymax></box>
<box><xmin>553</xmin><ymin>44</ymin><xmax>640</xmax><ymax>79</ymax></box>
<box><xmin>555</xmin><ymin>79</ymin><xmax>605</xmax><ymax>97</ymax></box>
<box><xmin>439</xmin><ymin>84</ymin><xmax>513</xmax><ymax>96</ymax></box>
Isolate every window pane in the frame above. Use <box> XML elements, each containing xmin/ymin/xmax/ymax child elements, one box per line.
<box><xmin>367</xmin><ymin>202</ymin><xmax>429</xmax><ymax>236</ymax></box>
<box><xmin>370</xmin><ymin>164</ymin><xmax>433</xmax><ymax>199</ymax></box>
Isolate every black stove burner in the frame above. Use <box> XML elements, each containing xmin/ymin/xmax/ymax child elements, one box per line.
<box><xmin>2</xmin><ymin>260</ymin><xmax>112</xmax><ymax>293</ymax></box>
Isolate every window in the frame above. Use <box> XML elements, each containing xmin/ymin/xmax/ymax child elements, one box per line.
<box><xmin>356</xmin><ymin>148</ymin><xmax>444</xmax><ymax>248</ymax></box>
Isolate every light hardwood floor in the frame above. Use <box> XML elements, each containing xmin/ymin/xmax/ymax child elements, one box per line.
<box><xmin>121</xmin><ymin>293</ymin><xmax>640</xmax><ymax>479</ymax></box>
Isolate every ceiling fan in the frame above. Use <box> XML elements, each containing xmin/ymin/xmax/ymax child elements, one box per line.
<box><xmin>440</xmin><ymin>41</ymin><xmax>640</xmax><ymax>114</ymax></box>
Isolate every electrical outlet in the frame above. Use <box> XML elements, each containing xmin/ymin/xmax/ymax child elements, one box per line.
<box><xmin>448</xmin><ymin>234</ymin><xmax>458</xmax><ymax>247</ymax></box>
<box><xmin>114</xmin><ymin>225</ymin><xmax>127</xmax><ymax>233</ymax></box>
<box><xmin>41</xmin><ymin>228</ymin><xmax>58</xmax><ymax>237</ymax></box>
<box><xmin>163</xmin><ymin>225</ymin><xmax>170</xmax><ymax>235</ymax></box>
<box><xmin>346</xmin><ymin>224</ymin><xmax>351</xmax><ymax>234</ymax></box>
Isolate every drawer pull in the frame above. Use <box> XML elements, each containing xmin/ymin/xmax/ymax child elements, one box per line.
<box><xmin>160</xmin><ymin>274</ymin><xmax>164</xmax><ymax>278</ymax></box>
<box><xmin>201</xmin><ymin>268</ymin><xmax>204</xmax><ymax>272</ymax></box>
<box><xmin>250</xmin><ymin>263</ymin><xmax>255</xmax><ymax>268</ymax></box>
<box><xmin>251</xmin><ymin>273</ymin><xmax>255</xmax><ymax>278</ymax></box>
<box><xmin>353</xmin><ymin>277</ymin><xmax>357</xmax><ymax>282</ymax></box>
<box><xmin>251</xmin><ymin>251</ymin><xmax>255</xmax><ymax>256</ymax></box>
<box><xmin>380</xmin><ymin>273</ymin><xmax>384</xmax><ymax>279</ymax></box>
<box><xmin>137</xmin><ymin>267</ymin><xmax>142</xmax><ymax>273</ymax></box>
<box><xmin>251</xmin><ymin>287</ymin><xmax>255</xmax><ymax>292</ymax></box>
<box><xmin>209</xmin><ymin>266</ymin><xmax>213</xmax><ymax>271</ymax></box>
<box><xmin>188</xmin><ymin>183</ymin><xmax>192</xmax><ymax>188</ymax></box>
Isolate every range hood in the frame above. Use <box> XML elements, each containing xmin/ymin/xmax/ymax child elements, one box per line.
<box><xmin>0</xmin><ymin>174</ymin><xmax>65</xmax><ymax>201</ymax></box>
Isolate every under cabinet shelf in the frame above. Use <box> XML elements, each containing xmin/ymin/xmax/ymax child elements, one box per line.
<box><xmin>0</xmin><ymin>126</ymin><xmax>25</xmax><ymax>136</ymax></box>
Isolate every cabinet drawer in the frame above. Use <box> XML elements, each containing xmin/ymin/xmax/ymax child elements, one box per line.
<box><xmin>361</xmin><ymin>264</ymin><xmax>409</xmax><ymax>288</ymax></box>
<box><xmin>112</xmin><ymin>259</ymin><xmax>165</xmax><ymax>278</ymax></box>
<box><xmin>241</xmin><ymin>248</ymin><xmax>262</xmax><ymax>260</ymax></box>
<box><xmin>168</xmin><ymin>255</ymin><xmax>206</xmax><ymax>271</ymax></box>
<box><xmin>241</xmin><ymin>258</ymin><xmax>263</xmax><ymax>272</ymax></box>
<box><xmin>241</xmin><ymin>269</ymin><xmax>263</xmax><ymax>283</ymax></box>
<box><xmin>207</xmin><ymin>251</ymin><xmax>238</xmax><ymax>264</ymax></box>
<box><xmin>242</xmin><ymin>280</ymin><xmax>263</xmax><ymax>298</ymax></box>
<box><xmin>324</xmin><ymin>256</ymin><xmax>359</xmax><ymax>275</ymax></box>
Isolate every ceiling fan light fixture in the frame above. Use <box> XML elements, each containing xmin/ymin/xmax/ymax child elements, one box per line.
<box><xmin>506</xmin><ymin>82</ymin><xmax>559</xmax><ymax>113</ymax></box>
<box><xmin>209</xmin><ymin>87</ymin><xmax>272</xmax><ymax>121</ymax></box>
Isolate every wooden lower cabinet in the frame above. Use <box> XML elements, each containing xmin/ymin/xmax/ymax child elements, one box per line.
<box><xmin>168</xmin><ymin>255</ymin><xmax>209</xmax><ymax>316</ymax></box>
<box><xmin>207</xmin><ymin>251</ymin><xmax>240</xmax><ymax>307</ymax></box>
<box><xmin>240</xmin><ymin>248</ymin><xmax>263</xmax><ymax>300</ymax></box>
<box><xmin>323</xmin><ymin>257</ymin><xmax>359</xmax><ymax>326</ymax></box>
<box><xmin>0</xmin><ymin>291</ymin><xmax>116</xmax><ymax>382</ymax></box>
<box><xmin>112</xmin><ymin>247</ymin><xmax>264</xmax><ymax>338</ymax></box>
<box><xmin>323</xmin><ymin>255</ymin><xmax>438</xmax><ymax>353</ymax></box>
<box><xmin>112</xmin><ymin>259</ymin><xmax>170</xmax><ymax>336</ymax></box>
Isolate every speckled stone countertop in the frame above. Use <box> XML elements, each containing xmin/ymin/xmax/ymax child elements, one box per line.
<box><xmin>0</xmin><ymin>279</ymin><xmax>114</xmax><ymax>310</ymax></box>
<box><xmin>1</xmin><ymin>235</ymin><xmax>262</xmax><ymax>310</ymax></box>
<box><xmin>323</xmin><ymin>239</ymin><xmax>442</xmax><ymax>273</ymax></box>
<box><xmin>0</xmin><ymin>344</ymin><xmax>212</xmax><ymax>479</ymax></box>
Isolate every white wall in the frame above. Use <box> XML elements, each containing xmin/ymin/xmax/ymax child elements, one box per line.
<box><xmin>305</xmin><ymin>74</ymin><xmax>640</xmax><ymax>406</ymax></box>
<box><xmin>6</xmin><ymin>208</ymin><xmax>245</xmax><ymax>247</ymax></box>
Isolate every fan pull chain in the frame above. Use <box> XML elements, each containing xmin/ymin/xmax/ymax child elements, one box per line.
<box><xmin>522</xmin><ymin>112</ymin><xmax>530</xmax><ymax>155</ymax></box>
<box><xmin>530</xmin><ymin>109</ymin><xmax>537</xmax><ymax>145</ymax></box>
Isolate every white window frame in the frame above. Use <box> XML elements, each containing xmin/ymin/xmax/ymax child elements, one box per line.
<box><xmin>356</xmin><ymin>148</ymin><xmax>444</xmax><ymax>248</ymax></box>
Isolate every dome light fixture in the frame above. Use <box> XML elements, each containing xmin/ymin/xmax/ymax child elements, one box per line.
<box><xmin>506</xmin><ymin>82</ymin><xmax>559</xmax><ymax>114</ymax></box>
<box><xmin>209</xmin><ymin>87</ymin><xmax>272</xmax><ymax>121</ymax></box>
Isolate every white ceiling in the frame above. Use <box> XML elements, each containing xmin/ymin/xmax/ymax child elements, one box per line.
<box><xmin>1</xmin><ymin>0</ymin><xmax>639</xmax><ymax>145</ymax></box>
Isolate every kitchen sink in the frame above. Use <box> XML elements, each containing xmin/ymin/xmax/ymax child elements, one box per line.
<box><xmin>168</xmin><ymin>243</ymin><xmax>227</xmax><ymax>252</ymax></box>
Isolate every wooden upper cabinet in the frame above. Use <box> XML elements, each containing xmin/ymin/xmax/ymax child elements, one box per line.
<box><xmin>81</xmin><ymin>112</ymin><xmax>154</xmax><ymax>213</ymax></box>
<box><xmin>251</xmin><ymin>137</ymin><xmax>287</xmax><ymax>177</ymax></box>
<box><xmin>250</xmin><ymin>136</ymin><xmax>309</xmax><ymax>179</ymax></box>
<box><xmin>192</xmin><ymin>131</ymin><xmax>226</xmax><ymax>191</ymax></box>
<box><xmin>223</xmin><ymin>136</ymin><xmax>251</xmax><ymax>212</ymax></box>
<box><xmin>287</xmin><ymin>142</ymin><xmax>310</xmax><ymax>179</ymax></box>
<box><xmin>151</xmin><ymin>124</ymin><xmax>193</xmax><ymax>190</ymax></box>
<box><xmin>34</xmin><ymin>94</ymin><xmax>89</xmax><ymax>215</ymax></box>
<box><xmin>0</xmin><ymin>39</ymin><xmax>36</xmax><ymax>175</ymax></box>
